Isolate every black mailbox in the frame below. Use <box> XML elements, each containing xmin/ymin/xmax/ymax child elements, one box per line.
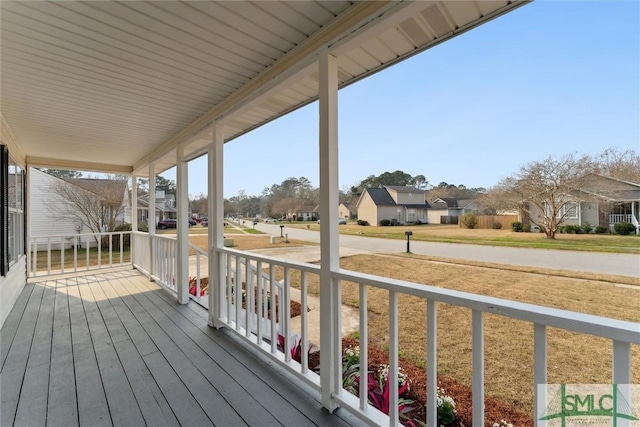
<box><xmin>405</xmin><ymin>231</ymin><xmax>413</xmax><ymax>253</ymax></box>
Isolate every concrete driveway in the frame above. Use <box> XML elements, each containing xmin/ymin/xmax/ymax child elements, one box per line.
<box><xmin>250</xmin><ymin>221</ymin><xmax>640</xmax><ymax>278</ymax></box>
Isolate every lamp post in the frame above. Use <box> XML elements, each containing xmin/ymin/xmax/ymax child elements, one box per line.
<box><xmin>280</xmin><ymin>224</ymin><xmax>285</xmax><ymax>237</ymax></box>
<box><xmin>405</xmin><ymin>231</ymin><xmax>413</xmax><ymax>253</ymax></box>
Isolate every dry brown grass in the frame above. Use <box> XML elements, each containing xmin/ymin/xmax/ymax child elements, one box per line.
<box><xmin>285</xmin><ymin>253</ymin><xmax>639</xmax><ymax>416</ymax></box>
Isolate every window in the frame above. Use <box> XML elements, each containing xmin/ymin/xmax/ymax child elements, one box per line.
<box><xmin>1</xmin><ymin>145</ymin><xmax>25</xmax><ymax>276</ymax></box>
<box><xmin>561</xmin><ymin>202</ymin><xmax>578</xmax><ymax>219</ymax></box>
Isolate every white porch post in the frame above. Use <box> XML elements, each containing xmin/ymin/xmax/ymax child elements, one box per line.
<box><xmin>318</xmin><ymin>50</ymin><xmax>340</xmax><ymax>412</ymax></box>
<box><xmin>149</xmin><ymin>163</ymin><xmax>156</xmax><ymax>279</ymax></box>
<box><xmin>208</xmin><ymin>123</ymin><xmax>225</xmax><ymax>328</ymax></box>
<box><xmin>176</xmin><ymin>147</ymin><xmax>189</xmax><ymax>304</ymax></box>
<box><xmin>131</xmin><ymin>175</ymin><xmax>138</xmax><ymax>266</ymax></box>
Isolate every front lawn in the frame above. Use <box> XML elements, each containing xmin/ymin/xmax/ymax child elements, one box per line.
<box><xmin>287</xmin><ymin>223</ymin><xmax>640</xmax><ymax>254</ymax></box>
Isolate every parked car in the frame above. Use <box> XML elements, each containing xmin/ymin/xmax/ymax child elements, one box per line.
<box><xmin>201</xmin><ymin>218</ymin><xmax>208</xmax><ymax>226</ymax></box>
<box><xmin>157</xmin><ymin>219</ymin><xmax>195</xmax><ymax>229</ymax></box>
<box><xmin>264</xmin><ymin>217</ymin><xmax>278</xmax><ymax>223</ymax></box>
<box><xmin>157</xmin><ymin>219</ymin><xmax>176</xmax><ymax>229</ymax></box>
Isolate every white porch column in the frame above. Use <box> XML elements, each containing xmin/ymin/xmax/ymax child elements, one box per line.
<box><xmin>148</xmin><ymin>163</ymin><xmax>156</xmax><ymax>279</ymax></box>
<box><xmin>208</xmin><ymin>123</ymin><xmax>225</xmax><ymax>328</ymax></box>
<box><xmin>131</xmin><ymin>175</ymin><xmax>138</xmax><ymax>266</ymax></box>
<box><xmin>318</xmin><ymin>51</ymin><xmax>340</xmax><ymax>412</ymax></box>
<box><xmin>176</xmin><ymin>147</ymin><xmax>189</xmax><ymax>304</ymax></box>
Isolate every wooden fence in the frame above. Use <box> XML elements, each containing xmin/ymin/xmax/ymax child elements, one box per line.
<box><xmin>459</xmin><ymin>214</ymin><xmax>519</xmax><ymax>229</ymax></box>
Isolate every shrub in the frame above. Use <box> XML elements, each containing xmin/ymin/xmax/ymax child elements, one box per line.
<box><xmin>614</xmin><ymin>222</ymin><xmax>636</xmax><ymax>235</ymax></box>
<box><xmin>595</xmin><ymin>225</ymin><xmax>609</xmax><ymax>234</ymax></box>
<box><xmin>563</xmin><ymin>224</ymin><xmax>583</xmax><ymax>234</ymax></box>
<box><xmin>357</xmin><ymin>219</ymin><xmax>369</xmax><ymax>226</ymax></box>
<box><xmin>522</xmin><ymin>223</ymin><xmax>531</xmax><ymax>233</ymax></box>
<box><xmin>581</xmin><ymin>222</ymin><xmax>593</xmax><ymax>234</ymax></box>
<box><xmin>510</xmin><ymin>221</ymin><xmax>523</xmax><ymax>232</ymax></box>
<box><xmin>460</xmin><ymin>213</ymin><xmax>478</xmax><ymax>229</ymax></box>
<box><xmin>380</xmin><ymin>219</ymin><xmax>391</xmax><ymax>226</ymax></box>
<box><xmin>138</xmin><ymin>223</ymin><xmax>149</xmax><ymax>232</ymax></box>
<box><xmin>490</xmin><ymin>221</ymin><xmax>503</xmax><ymax>230</ymax></box>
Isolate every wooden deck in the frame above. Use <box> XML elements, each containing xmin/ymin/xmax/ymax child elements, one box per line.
<box><xmin>1</xmin><ymin>268</ymin><xmax>358</xmax><ymax>427</ymax></box>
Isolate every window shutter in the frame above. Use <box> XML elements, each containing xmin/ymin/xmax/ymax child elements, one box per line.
<box><xmin>1</xmin><ymin>145</ymin><xmax>9</xmax><ymax>276</ymax></box>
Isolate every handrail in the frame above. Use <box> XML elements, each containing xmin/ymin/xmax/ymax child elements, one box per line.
<box><xmin>27</xmin><ymin>231</ymin><xmax>132</xmax><ymax>277</ymax></box>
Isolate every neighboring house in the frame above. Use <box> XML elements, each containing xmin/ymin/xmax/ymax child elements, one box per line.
<box><xmin>137</xmin><ymin>191</ymin><xmax>177</xmax><ymax>225</ymax></box>
<box><xmin>295</xmin><ymin>205</ymin><xmax>319</xmax><ymax>221</ymax></box>
<box><xmin>30</xmin><ymin>169</ymin><xmax>131</xmax><ymax>247</ymax></box>
<box><xmin>356</xmin><ymin>186</ymin><xmax>429</xmax><ymax>225</ymax></box>
<box><xmin>338</xmin><ymin>203</ymin><xmax>350</xmax><ymax>220</ymax></box>
<box><xmin>529</xmin><ymin>173</ymin><xmax>640</xmax><ymax>233</ymax></box>
<box><xmin>426</xmin><ymin>198</ymin><xmax>481</xmax><ymax>224</ymax></box>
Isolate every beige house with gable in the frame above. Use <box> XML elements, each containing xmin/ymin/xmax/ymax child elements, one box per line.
<box><xmin>356</xmin><ymin>186</ymin><xmax>429</xmax><ymax>225</ymax></box>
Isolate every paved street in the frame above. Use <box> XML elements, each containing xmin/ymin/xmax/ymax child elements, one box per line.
<box><xmin>249</xmin><ymin>222</ymin><xmax>640</xmax><ymax>278</ymax></box>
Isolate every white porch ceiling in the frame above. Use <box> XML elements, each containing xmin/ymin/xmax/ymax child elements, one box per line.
<box><xmin>1</xmin><ymin>1</ymin><xmax>527</xmax><ymax>177</ymax></box>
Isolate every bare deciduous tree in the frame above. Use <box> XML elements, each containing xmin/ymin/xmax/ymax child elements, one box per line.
<box><xmin>51</xmin><ymin>177</ymin><xmax>129</xmax><ymax>243</ymax></box>
<box><xmin>498</xmin><ymin>153</ymin><xmax>596</xmax><ymax>239</ymax></box>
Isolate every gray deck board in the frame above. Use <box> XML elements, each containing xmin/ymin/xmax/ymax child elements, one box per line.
<box><xmin>1</xmin><ymin>269</ymin><xmax>361</xmax><ymax>427</ymax></box>
<box><xmin>1</xmin><ymin>282</ymin><xmax>44</xmax><ymax>427</ymax></box>
<box><xmin>13</xmin><ymin>280</ymin><xmax>55</xmax><ymax>426</ymax></box>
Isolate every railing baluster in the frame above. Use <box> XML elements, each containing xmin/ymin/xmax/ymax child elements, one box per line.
<box><xmin>534</xmin><ymin>323</ymin><xmax>547</xmax><ymax>427</ymax></box>
<box><xmin>283</xmin><ymin>267</ymin><xmax>291</xmax><ymax>362</ymax></box>
<box><xmin>109</xmin><ymin>233</ymin><xmax>113</xmax><ymax>267</ymax></box>
<box><xmin>359</xmin><ymin>283</ymin><xmax>368</xmax><ymax>410</ymax></box>
<box><xmin>226</xmin><ymin>254</ymin><xmax>232</xmax><ymax>323</ymax></box>
<box><xmin>246</xmin><ymin>259</ymin><xmax>253</xmax><ymax>338</ymax></box>
<box><xmin>472</xmin><ymin>310</ymin><xmax>484</xmax><ymax>426</ymax></box>
<box><xmin>47</xmin><ymin>237</ymin><xmax>51</xmax><ymax>275</ymax></box>
<box><xmin>196</xmin><ymin>253</ymin><xmax>201</xmax><ymax>298</ymax></box>
<box><xmin>301</xmin><ymin>271</ymin><xmax>308</xmax><ymax>374</ymax></box>
<box><xmin>427</xmin><ymin>299</ymin><xmax>437</xmax><ymax>427</ymax></box>
<box><xmin>98</xmin><ymin>234</ymin><xmax>102</xmax><ymax>269</ymax></box>
<box><xmin>256</xmin><ymin>261</ymin><xmax>263</xmax><ymax>346</ymax></box>
<box><xmin>270</xmin><ymin>263</ymin><xmax>276</xmax><ymax>354</ymax></box>
<box><xmin>60</xmin><ymin>238</ymin><xmax>64</xmax><ymax>274</ymax></box>
<box><xmin>388</xmin><ymin>290</ymin><xmax>399</xmax><ymax>426</ymax></box>
<box><xmin>85</xmin><ymin>235</ymin><xmax>90</xmax><ymax>270</ymax></box>
<box><xmin>235</xmin><ymin>256</ymin><xmax>241</xmax><ymax>330</ymax></box>
<box><xmin>120</xmin><ymin>233</ymin><xmax>124</xmax><ymax>265</ymax></box>
<box><xmin>73</xmin><ymin>237</ymin><xmax>78</xmax><ymax>272</ymax></box>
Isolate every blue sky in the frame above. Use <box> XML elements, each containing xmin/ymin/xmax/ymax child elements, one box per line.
<box><xmin>168</xmin><ymin>1</ymin><xmax>640</xmax><ymax>198</ymax></box>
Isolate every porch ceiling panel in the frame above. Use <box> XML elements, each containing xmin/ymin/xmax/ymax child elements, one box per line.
<box><xmin>1</xmin><ymin>1</ymin><xmax>526</xmax><ymax>177</ymax></box>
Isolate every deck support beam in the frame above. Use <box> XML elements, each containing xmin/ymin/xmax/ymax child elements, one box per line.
<box><xmin>318</xmin><ymin>51</ymin><xmax>340</xmax><ymax>412</ymax></box>
<box><xmin>208</xmin><ymin>123</ymin><xmax>225</xmax><ymax>328</ymax></box>
<box><xmin>176</xmin><ymin>147</ymin><xmax>189</xmax><ymax>304</ymax></box>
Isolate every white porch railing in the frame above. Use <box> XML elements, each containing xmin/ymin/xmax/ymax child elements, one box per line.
<box><xmin>132</xmin><ymin>231</ymin><xmax>177</xmax><ymax>294</ymax></box>
<box><xmin>609</xmin><ymin>214</ymin><xmax>633</xmax><ymax>224</ymax></box>
<box><xmin>208</xmin><ymin>248</ymin><xmax>640</xmax><ymax>427</ymax></box>
<box><xmin>27</xmin><ymin>231</ymin><xmax>132</xmax><ymax>277</ymax></box>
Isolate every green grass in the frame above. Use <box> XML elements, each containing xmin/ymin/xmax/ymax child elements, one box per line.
<box><xmin>242</xmin><ymin>227</ymin><xmax>265</xmax><ymax>234</ymax></box>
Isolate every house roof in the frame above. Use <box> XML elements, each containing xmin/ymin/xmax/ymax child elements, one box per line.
<box><xmin>384</xmin><ymin>185</ymin><xmax>426</xmax><ymax>194</ymax></box>
<box><xmin>365</xmin><ymin>188</ymin><xmax>397</xmax><ymax>206</ymax></box>
<box><xmin>296</xmin><ymin>205</ymin><xmax>319</xmax><ymax>213</ymax></box>
<box><xmin>576</xmin><ymin>173</ymin><xmax>640</xmax><ymax>202</ymax></box>
<box><xmin>434</xmin><ymin>198</ymin><xmax>477</xmax><ymax>209</ymax></box>
<box><xmin>1</xmin><ymin>1</ymin><xmax>526</xmax><ymax>177</ymax></box>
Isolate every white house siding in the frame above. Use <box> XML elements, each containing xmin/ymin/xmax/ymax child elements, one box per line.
<box><xmin>0</xmin><ymin>257</ymin><xmax>26</xmax><ymax>328</ymax></box>
<box><xmin>30</xmin><ymin>168</ymin><xmax>93</xmax><ymax>248</ymax></box>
